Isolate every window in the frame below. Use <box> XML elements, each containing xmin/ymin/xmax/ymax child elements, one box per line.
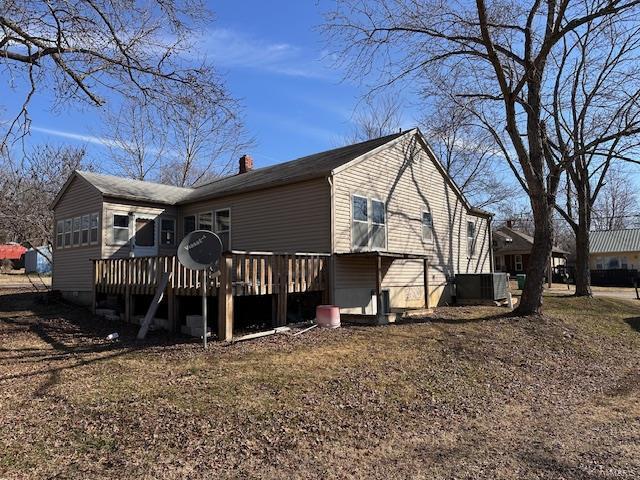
<box><xmin>64</xmin><ymin>219</ymin><xmax>72</xmax><ymax>247</ymax></box>
<box><xmin>515</xmin><ymin>254</ymin><xmax>523</xmax><ymax>272</ymax></box>
<box><xmin>422</xmin><ymin>211</ymin><xmax>434</xmax><ymax>242</ymax></box>
<box><xmin>184</xmin><ymin>215</ymin><xmax>196</xmax><ymax>236</ymax></box>
<box><xmin>113</xmin><ymin>214</ymin><xmax>130</xmax><ymax>244</ymax></box>
<box><xmin>371</xmin><ymin>200</ymin><xmax>386</xmax><ymax>249</ymax></box>
<box><xmin>495</xmin><ymin>255</ymin><xmax>503</xmax><ymax>271</ymax></box>
<box><xmin>90</xmin><ymin>213</ymin><xmax>99</xmax><ymax>244</ymax></box>
<box><xmin>81</xmin><ymin>215</ymin><xmax>89</xmax><ymax>244</ymax></box>
<box><xmin>352</xmin><ymin>195</ymin><xmax>369</xmax><ymax>249</ymax></box>
<box><xmin>160</xmin><ymin>219</ymin><xmax>176</xmax><ymax>246</ymax></box>
<box><xmin>56</xmin><ymin>220</ymin><xmax>64</xmax><ymax>248</ymax></box>
<box><xmin>467</xmin><ymin>221</ymin><xmax>476</xmax><ymax>257</ymax></box>
<box><xmin>198</xmin><ymin>212</ymin><xmax>213</xmax><ymax>231</ymax></box>
<box><xmin>71</xmin><ymin>217</ymin><xmax>80</xmax><ymax>246</ymax></box>
<box><xmin>135</xmin><ymin>218</ymin><xmax>155</xmax><ymax>247</ymax></box>
<box><xmin>215</xmin><ymin>209</ymin><xmax>231</xmax><ymax>251</ymax></box>
<box><xmin>608</xmin><ymin>257</ymin><xmax>620</xmax><ymax>269</ymax></box>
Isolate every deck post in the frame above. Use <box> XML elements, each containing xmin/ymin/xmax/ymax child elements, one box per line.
<box><xmin>217</xmin><ymin>253</ymin><xmax>233</xmax><ymax>341</ymax></box>
<box><xmin>124</xmin><ymin>259</ymin><xmax>132</xmax><ymax>322</ymax></box>
<box><xmin>91</xmin><ymin>260</ymin><xmax>97</xmax><ymax>315</ymax></box>
<box><xmin>375</xmin><ymin>254</ymin><xmax>383</xmax><ymax>323</ymax></box>
<box><xmin>276</xmin><ymin>255</ymin><xmax>288</xmax><ymax>326</ymax></box>
<box><xmin>423</xmin><ymin>257</ymin><xmax>430</xmax><ymax>309</ymax></box>
<box><xmin>167</xmin><ymin>256</ymin><xmax>176</xmax><ymax>332</ymax></box>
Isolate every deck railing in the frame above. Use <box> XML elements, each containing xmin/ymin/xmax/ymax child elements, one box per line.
<box><xmin>93</xmin><ymin>251</ymin><xmax>330</xmax><ymax>297</ymax></box>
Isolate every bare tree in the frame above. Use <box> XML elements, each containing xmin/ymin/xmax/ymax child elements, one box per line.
<box><xmin>347</xmin><ymin>95</ymin><xmax>403</xmax><ymax>142</ymax></box>
<box><xmin>324</xmin><ymin>0</ymin><xmax>640</xmax><ymax>314</ymax></box>
<box><xmin>423</xmin><ymin>100</ymin><xmax>520</xmax><ymax>209</ymax></box>
<box><xmin>592</xmin><ymin>166</ymin><xmax>640</xmax><ymax>230</ymax></box>
<box><xmin>101</xmin><ymin>96</ymin><xmax>166</xmax><ymax>181</ymax></box>
<box><xmin>548</xmin><ymin>18</ymin><xmax>640</xmax><ymax>296</ymax></box>
<box><xmin>0</xmin><ymin>145</ymin><xmax>91</xmax><ymax>255</ymax></box>
<box><xmin>0</xmin><ymin>0</ymin><xmax>231</xmax><ymax>145</ymax></box>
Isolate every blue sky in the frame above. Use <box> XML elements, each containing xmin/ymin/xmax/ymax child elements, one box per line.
<box><xmin>3</xmin><ymin>1</ymin><xmax>416</xmax><ymax>170</ymax></box>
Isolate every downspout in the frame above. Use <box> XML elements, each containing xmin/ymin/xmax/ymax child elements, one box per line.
<box><xmin>328</xmin><ymin>175</ymin><xmax>336</xmax><ymax>305</ymax></box>
<box><xmin>488</xmin><ymin>214</ymin><xmax>495</xmax><ymax>273</ymax></box>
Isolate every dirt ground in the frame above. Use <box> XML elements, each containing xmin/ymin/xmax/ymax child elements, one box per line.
<box><xmin>1</xmin><ymin>288</ymin><xmax>639</xmax><ymax>479</ymax></box>
<box><xmin>0</xmin><ymin>271</ymin><xmax>51</xmax><ymax>289</ymax></box>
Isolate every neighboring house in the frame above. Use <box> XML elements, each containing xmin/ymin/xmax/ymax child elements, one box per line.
<box><xmin>493</xmin><ymin>225</ymin><xmax>567</xmax><ymax>276</ymax></box>
<box><xmin>589</xmin><ymin>228</ymin><xmax>640</xmax><ymax>270</ymax></box>
<box><xmin>51</xmin><ymin>129</ymin><xmax>492</xmax><ymax>326</ymax></box>
<box><xmin>24</xmin><ymin>246</ymin><xmax>53</xmax><ymax>274</ymax></box>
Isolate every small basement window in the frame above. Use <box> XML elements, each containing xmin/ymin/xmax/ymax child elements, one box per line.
<box><xmin>113</xmin><ymin>214</ymin><xmax>130</xmax><ymax>244</ymax></box>
<box><xmin>160</xmin><ymin>218</ymin><xmax>176</xmax><ymax>246</ymax></box>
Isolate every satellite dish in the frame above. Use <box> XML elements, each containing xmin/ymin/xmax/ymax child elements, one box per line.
<box><xmin>177</xmin><ymin>230</ymin><xmax>223</xmax><ymax>271</ymax></box>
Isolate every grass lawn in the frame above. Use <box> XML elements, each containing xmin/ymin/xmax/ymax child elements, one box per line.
<box><xmin>1</xmin><ymin>289</ymin><xmax>639</xmax><ymax>479</ymax></box>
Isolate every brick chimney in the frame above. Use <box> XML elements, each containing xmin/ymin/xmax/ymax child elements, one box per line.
<box><xmin>506</xmin><ymin>219</ymin><xmax>513</xmax><ymax>228</ymax></box>
<box><xmin>239</xmin><ymin>154</ymin><xmax>253</xmax><ymax>174</ymax></box>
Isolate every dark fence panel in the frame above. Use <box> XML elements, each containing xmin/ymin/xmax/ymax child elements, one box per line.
<box><xmin>590</xmin><ymin>269</ymin><xmax>639</xmax><ymax>287</ymax></box>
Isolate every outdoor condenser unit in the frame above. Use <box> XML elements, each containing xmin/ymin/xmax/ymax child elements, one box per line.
<box><xmin>455</xmin><ymin>273</ymin><xmax>509</xmax><ymax>301</ymax></box>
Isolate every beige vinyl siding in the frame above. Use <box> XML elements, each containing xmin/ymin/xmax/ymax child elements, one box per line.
<box><xmin>102</xmin><ymin>198</ymin><xmax>179</xmax><ymax>259</ymax></box>
<box><xmin>52</xmin><ymin>176</ymin><xmax>102</xmax><ymax>295</ymax></box>
<box><xmin>333</xmin><ymin>135</ymin><xmax>491</xmax><ymax>306</ymax></box>
<box><xmin>181</xmin><ymin>178</ymin><xmax>331</xmax><ymax>253</ymax></box>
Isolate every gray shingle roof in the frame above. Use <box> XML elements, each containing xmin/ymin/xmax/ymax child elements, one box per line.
<box><xmin>180</xmin><ymin>132</ymin><xmax>406</xmax><ymax>203</ymax></box>
<box><xmin>494</xmin><ymin>226</ymin><xmax>569</xmax><ymax>255</ymax></box>
<box><xmin>590</xmin><ymin>228</ymin><xmax>640</xmax><ymax>254</ymax></box>
<box><xmin>77</xmin><ymin>171</ymin><xmax>193</xmax><ymax>205</ymax></box>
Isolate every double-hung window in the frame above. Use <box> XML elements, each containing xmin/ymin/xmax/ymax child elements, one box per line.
<box><xmin>215</xmin><ymin>209</ymin><xmax>231</xmax><ymax>251</ymax></box>
<box><xmin>72</xmin><ymin>217</ymin><xmax>81</xmax><ymax>246</ymax></box>
<box><xmin>515</xmin><ymin>254</ymin><xmax>523</xmax><ymax>271</ymax></box>
<box><xmin>422</xmin><ymin>210</ymin><xmax>434</xmax><ymax>242</ymax></box>
<box><xmin>352</xmin><ymin>195</ymin><xmax>387</xmax><ymax>250</ymax></box>
<box><xmin>160</xmin><ymin>219</ymin><xmax>176</xmax><ymax>246</ymax></box>
<box><xmin>467</xmin><ymin>221</ymin><xmax>476</xmax><ymax>257</ymax></box>
<box><xmin>64</xmin><ymin>219</ymin><xmax>72</xmax><ymax>247</ymax></box>
<box><xmin>90</xmin><ymin>213</ymin><xmax>99</xmax><ymax>244</ymax></box>
<box><xmin>56</xmin><ymin>220</ymin><xmax>64</xmax><ymax>248</ymax></box>
<box><xmin>81</xmin><ymin>215</ymin><xmax>90</xmax><ymax>244</ymax></box>
<box><xmin>198</xmin><ymin>212</ymin><xmax>213</xmax><ymax>231</ymax></box>
<box><xmin>113</xmin><ymin>214</ymin><xmax>130</xmax><ymax>244</ymax></box>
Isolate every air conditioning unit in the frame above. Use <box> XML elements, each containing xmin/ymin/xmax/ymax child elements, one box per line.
<box><xmin>455</xmin><ymin>273</ymin><xmax>509</xmax><ymax>301</ymax></box>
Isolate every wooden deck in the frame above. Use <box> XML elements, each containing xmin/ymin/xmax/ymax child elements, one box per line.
<box><xmin>92</xmin><ymin>251</ymin><xmax>331</xmax><ymax>341</ymax></box>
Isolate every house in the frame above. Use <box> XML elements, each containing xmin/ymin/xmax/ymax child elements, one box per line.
<box><xmin>493</xmin><ymin>225</ymin><xmax>567</xmax><ymax>276</ymax></box>
<box><xmin>0</xmin><ymin>243</ymin><xmax>27</xmax><ymax>270</ymax></box>
<box><xmin>51</xmin><ymin>129</ymin><xmax>492</xmax><ymax>335</ymax></box>
<box><xmin>590</xmin><ymin>229</ymin><xmax>640</xmax><ymax>270</ymax></box>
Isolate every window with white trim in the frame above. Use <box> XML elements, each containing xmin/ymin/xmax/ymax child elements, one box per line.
<box><xmin>64</xmin><ymin>219</ymin><xmax>72</xmax><ymax>247</ymax></box>
<box><xmin>352</xmin><ymin>195</ymin><xmax>369</xmax><ymax>249</ymax></box>
<box><xmin>90</xmin><ymin>213</ymin><xmax>99</xmax><ymax>244</ymax></box>
<box><xmin>72</xmin><ymin>217</ymin><xmax>81</xmax><ymax>246</ymax></box>
<box><xmin>112</xmin><ymin>214</ymin><xmax>130</xmax><ymax>244</ymax></box>
<box><xmin>81</xmin><ymin>215</ymin><xmax>89</xmax><ymax>244</ymax></box>
<box><xmin>515</xmin><ymin>254</ymin><xmax>523</xmax><ymax>271</ymax></box>
<box><xmin>371</xmin><ymin>199</ymin><xmax>386</xmax><ymax>250</ymax></box>
<box><xmin>56</xmin><ymin>220</ymin><xmax>64</xmax><ymax>248</ymax></box>
<box><xmin>467</xmin><ymin>221</ymin><xmax>476</xmax><ymax>257</ymax></box>
<box><xmin>160</xmin><ymin>218</ymin><xmax>176</xmax><ymax>246</ymax></box>
<box><xmin>422</xmin><ymin>210</ymin><xmax>434</xmax><ymax>242</ymax></box>
<box><xmin>198</xmin><ymin>212</ymin><xmax>213</xmax><ymax>231</ymax></box>
<box><xmin>215</xmin><ymin>209</ymin><xmax>231</xmax><ymax>251</ymax></box>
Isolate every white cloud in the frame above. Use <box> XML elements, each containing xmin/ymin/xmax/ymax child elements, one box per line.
<box><xmin>30</xmin><ymin>126</ymin><xmax>122</xmax><ymax>148</ymax></box>
<box><xmin>187</xmin><ymin>28</ymin><xmax>331</xmax><ymax>79</ymax></box>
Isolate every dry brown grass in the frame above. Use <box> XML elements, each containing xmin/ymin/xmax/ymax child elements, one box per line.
<box><xmin>1</xmin><ymin>289</ymin><xmax>639</xmax><ymax>479</ymax></box>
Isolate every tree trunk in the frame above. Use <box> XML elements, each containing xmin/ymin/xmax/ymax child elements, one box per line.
<box><xmin>515</xmin><ymin>194</ymin><xmax>554</xmax><ymax>315</ymax></box>
<box><xmin>574</xmin><ymin>182</ymin><xmax>593</xmax><ymax>297</ymax></box>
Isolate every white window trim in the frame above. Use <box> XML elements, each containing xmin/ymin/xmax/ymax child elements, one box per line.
<box><xmin>215</xmin><ymin>208</ymin><xmax>231</xmax><ymax>250</ymax></box>
<box><xmin>56</xmin><ymin>220</ymin><xmax>64</xmax><ymax>249</ymax></box>
<box><xmin>111</xmin><ymin>213</ymin><xmax>131</xmax><ymax>246</ymax></box>
<box><xmin>422</xmin><ymin>209</ymin><xmax>434</xmax><ymax>243</ymax></box>
<box><xmin>80</xmin><ymin>214</ymin><xmax>90</xmax><ymax>246</ymax></box>
<box><xmin>351</xmin><ymin>194</ymin><xmax>387</xmax><ymax>252</ymax></box>
<box><xmin>63</xmin><ymin>219</ymin><xmax>72</xmax><ymax>249</ymax></box>
<box><xmin>160</xmin><ymin>217</ymin><xmax>176</xmax><ymax>246</ymax></box>
<box><xmin>90</xmin><ymin>212</ymin><xmax>99</xmax><ymax>245</ymax></box>
<box><xmin>370</xmin><ymin>197</ymin><xmax>387</xmax><ymax>252</ymax></box>
<box><xmin>515</xmin><ymin>254</ymin><xmax>523</xmax><ymax>271</ymax></box>
<box><xmin>197</xmin><ymin>211</ymin><xmax>213</xmax><ymax>231</ymax></box>
<box><xmin>467</xmin><ymin>221</ymin><xmax>476</xmax><ymax>258</ymax></box>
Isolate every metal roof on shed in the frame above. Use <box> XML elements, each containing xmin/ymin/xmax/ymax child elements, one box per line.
<box><xmin>590</xmin><ymin>229</ymin><xmax>640</xmax><ymax>254</ymax></box>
